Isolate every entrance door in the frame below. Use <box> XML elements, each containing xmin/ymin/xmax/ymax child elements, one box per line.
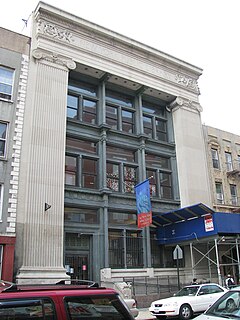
<box><xmin>65</xmin><ymin>233</ymin><xmax>92</xmax><ymax>280</ymax></box>
<box><xmin>65</xmin><ymin>254</ymin><xmax>89</xmax><ymax>280</ymax></box>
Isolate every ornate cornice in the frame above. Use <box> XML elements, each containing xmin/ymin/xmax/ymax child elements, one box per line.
<box><xmin>175</xmin><ymin>74</ymin><xmax>199</xmax><ymax>92</ymax></box>
<box><xmin>37</xmin><ymin>20</ymin><xmax>74</xmax><ymax>43</ymax></box>
<box><xmin>32</xmin><ymin>49</ymin><xmax>76</xmax><ymax>70</ymax></box>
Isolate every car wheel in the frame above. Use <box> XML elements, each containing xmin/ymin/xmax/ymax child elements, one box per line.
<box><xmin>179</xmin><ymin>304</ymin><xmax>193</xmax><ymax>320</ymax></box>
<box><xmin>226</xmin><ymin>298</ymin><xmax>236</xmax><ymax>311</ymax></box>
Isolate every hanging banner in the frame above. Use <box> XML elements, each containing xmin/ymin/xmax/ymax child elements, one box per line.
<box><xmin>135</xmin><ymin>179</ymin><xmax>152</xmax><ymax>228</ymax></box>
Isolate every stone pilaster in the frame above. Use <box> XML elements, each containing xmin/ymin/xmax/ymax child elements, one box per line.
<box><xmin>168</xmin><ymin>96</ymin><xmax>211</xmax><ymax>207</ymax></box>
<box><xmin>16</xmin><ymin>49</ymin><xmax>76</xmax><ymax>284</ymax></box>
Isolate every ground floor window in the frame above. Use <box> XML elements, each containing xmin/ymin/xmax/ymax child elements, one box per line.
<box><xmin>108</xmin><ymin>229</ymin><xmax>143</xmax><ymax>268</ymax></box>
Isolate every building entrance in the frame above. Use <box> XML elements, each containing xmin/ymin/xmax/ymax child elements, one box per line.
<box><xmin>65</xmin><ymin>233</ymin><xmax>92</xmax><ymax>280</ymax></box>
<box><xmin>65</xmin><ymin>254</ymin><xmax>89</xmax><ymax>280</ymax></box>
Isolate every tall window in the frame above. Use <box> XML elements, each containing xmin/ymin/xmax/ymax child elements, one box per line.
<box><xmin>142</xmin><ymin>101</ymin><xmax>167</xmax><ymax>141</ymax></box>
<box><xmin>225</xmin><ymin>152</ymin><xmax>233</xmax><ymax>171</ymax></box>
<box><xmin>211</xmin><ymin>148</ymin><xmax>220</xmax><ymax>169</ymax></box>
<box><xmin>106</xmin><ymin>146</ymin><xmax>137</xmax><ymax>193</ymax></box>
<box><xmin>106</xmin><ymin>90</ymin><xmax>135</xmax><ymax>133</ymax></box>
<box><xmin>230</xmin><ymin>184</ymin><xmax>238</xmax><ymax>206</ymax></box>
<box><xmin>108</xmin><ymin>229</ymin><xmax>143</xmax><ymax>268</ymax></box>
<box><xmin>0</xmin><ymin>184</ymin><xmax>3</xmax><ymax>221</ymax></box>
<box><xmin>65</xmin><ymin>139</ymin><xmax>98</xmax><ymax>189</ymax></box>
<box><xmin>67</xmin><ymin>81</ymin><xmax>98</xmax><ymax>124</ymax></box>
<box><xmin>0</xmin><ymin>66</ymin><xmax>14</xmax><ymax>100</ymax></box>
<box><xmin>215</xmin><ymin>182</ymin><xmax>224</xmax><ymax>204</ymax></box>
<box><xmin>238</xmin><ymin>155</ymin><xmax>240</xmax><ymax>169</ymax></box>
<box><xmin>0</xmin><ymin>122</ymin><xmax>7</xmax><ymax>158</ymax></box>
<box><xmin>145</xmin><ymin>153</ymin><xmax>172</xmax><ymax>199</ymax></box>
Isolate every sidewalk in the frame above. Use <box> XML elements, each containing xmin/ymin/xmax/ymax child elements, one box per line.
<box><xmin>136</xmin><ymin>308</ymin><xmax>156</xmax><ymax>320</ymax></box>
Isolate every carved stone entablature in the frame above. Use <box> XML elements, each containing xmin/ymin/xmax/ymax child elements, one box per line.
<box><xmin>175</xmin><ymin>74</ymin><xmax>199</xmax><ymax>93</ymax></box>
<box><xmin>37</xmin><ymin>19</ymin><xmax>74</xmax><ymax>43</ymax></box>
<box><xmin>32</xmin><ymin>49</ymin><xmax>76</xmax><ymax>70</ymax></box>
<box><xmin>168</xmin><ymin>96</ymin><xmax>202</xmax><ymax>114</ymax></box>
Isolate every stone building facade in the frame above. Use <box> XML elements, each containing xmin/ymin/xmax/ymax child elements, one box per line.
<box><xmin>0</xmin><ymin>27</ymin><xmax>30</xmax><ymax>280</ymax></box>
<box><xmin>14</xmin><ymin>2</ymin><xmax>211</xmax><ymax>284</ymax></box>
<box><xmin>204</xmin><ymin>125</ymin><xmax>240</xmax><ymax>213</ymax></box>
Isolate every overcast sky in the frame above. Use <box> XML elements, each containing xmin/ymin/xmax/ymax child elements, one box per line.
<box><xmin>1</xmin><ymin>0</ymin><xmax>239</xmax><ymax>135</ymax></box>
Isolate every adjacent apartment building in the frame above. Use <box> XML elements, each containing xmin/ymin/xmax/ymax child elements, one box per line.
<box><xmin>0</xmin><ymin>27</ymin><xmax>30</xmax><ymax>280</ymax></box>
<box><xmin>13</xmin><ymin>1</ymin><xmax>212</xmax><ymax>285</ymax></box>
<box><xmin>204</xmin><ymin>125</ymin><xmax>240</xmax><ymax>213</ymax></box>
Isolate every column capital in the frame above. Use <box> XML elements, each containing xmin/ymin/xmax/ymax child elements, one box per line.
<box><xmin>32</xmin><ymin>49</ymin><xmax>76</xmax><ymax>70</ymax></box>
<box><xmin>168</xmin><ymin>96</ymin><xmax>203</xmax><ymax>114</ymax></box>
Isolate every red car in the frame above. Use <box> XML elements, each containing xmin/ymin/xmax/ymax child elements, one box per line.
<box><xmin>0</xmin><ymin>280</ymin><xmax>135</xmax><ymax>319</ymax></box>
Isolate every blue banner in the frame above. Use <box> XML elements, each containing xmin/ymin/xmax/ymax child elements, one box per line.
<box><xmin>135</xmin><ymin>179</ymin><xmax>152</xmax><ymax>228</ymax></box>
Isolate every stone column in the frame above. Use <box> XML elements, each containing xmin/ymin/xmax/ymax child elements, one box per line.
<box><xmin>169</xmin><ymin>97</ymin><xmax>211</xmax><ymax>207</ymax></box>
<box><xmin>16</xmin><ymin>49</ymin><xmax>76</xmax><ymax>284</ymax></box>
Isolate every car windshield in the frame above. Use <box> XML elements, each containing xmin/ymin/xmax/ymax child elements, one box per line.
<box><xmin>175</xmin><ymin>286</ymin><xmax>199</xmax><ymax>297</ymax></box>
<box><xmin>205</xmin><ymin>290</ymin><xmax>240</xmax><ymax>318</ymax></box>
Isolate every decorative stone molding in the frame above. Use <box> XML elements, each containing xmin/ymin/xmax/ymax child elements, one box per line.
<box><xmin>37</xmin><ymin>20</ymin><xmax>74</xmax><ymax>43</ymax></box>
<box><xmin>175</xmin><ymin>74</ymin><xmax>199</xmax><ymax>92</ymax></box>
<box><xmin>168</xmin><ymin>96</ymin><xmax>202</xmax><ymax>114</ymax></box>
<box><xmin>7</xmin><ymin>54</ymin><xmax>29</xmax><ymax>234</ymax></box>
<box><xmin>32</xmin><ymin>49</ymin><xmax>76</xmax><ymax>70</ymax></box>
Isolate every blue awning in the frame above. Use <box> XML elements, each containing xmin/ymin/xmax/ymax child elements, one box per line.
<box><xmin>154</xmin><ymin>204</ymin><xmax>240</xmax><ymax>245</ymax></box>
<box><xmin>153</xmin><ymin>203</ymin><xmax>214</xmax><ymax>226</ymax></box>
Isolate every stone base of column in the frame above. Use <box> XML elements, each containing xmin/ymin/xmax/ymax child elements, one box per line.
<box><xmin>16</xmin><ymin>266</ymin><xmax>70</xmax><ymax>284</ymax></box>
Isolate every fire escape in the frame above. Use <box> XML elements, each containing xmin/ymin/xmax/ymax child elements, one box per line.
<box><xmin>226</xmin><ymin>160</ymin><xmax>240</xmax><ymax>213</ymax></box>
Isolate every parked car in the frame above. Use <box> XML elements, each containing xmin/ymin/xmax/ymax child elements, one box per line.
<box><xmin>194</xmin><ymin>285</ymin><xmax>240</xmax><ymax>320</ymax></box>
<box><xmin>124</xmin><ymin>298</ymin><xmax>139</xmax><ymax>318</ymax></box>
<box><xmin>0</xmin><ymin>280</ymin><xmax>135</xmax><ymax>319</ymax></box>
<box><xmin>149</xmin><ymin>283</ymin><xmax>228</xmax><ymax>320</ymax></box>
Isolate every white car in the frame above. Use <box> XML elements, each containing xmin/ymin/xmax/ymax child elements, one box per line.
<box><xmin>149</xmin><ymin>283</ymin><xmax>228</xmax><ymax>320</ymax></box>
<box><xmin>194</xmin><ymin>286</ymin><xmax>240</xmax><ymax>320</ymax></box>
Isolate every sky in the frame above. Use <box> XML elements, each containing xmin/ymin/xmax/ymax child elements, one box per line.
<box><xmin>1</xmin><ymin>0</ymin><xmax>239</xmax><ymax>135</ymax></box>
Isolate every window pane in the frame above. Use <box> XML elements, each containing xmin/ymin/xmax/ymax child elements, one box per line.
<box><xmin>65</xmin><ymin>156</ymin><xmax>77</xmax><ymax>186</ymax></box>
<box><xmin>142</xmin><ymin>101</ymin><xmax>165</xmax><ymax>117</ymax></box>
<box><xmin>124</xmin><ymin>166</ymin><xmax>136</xmax><ymax>193</ymax></box>
<box><xmin>109</xmin><ymin>231</ymin><xmax>124</xmax><ymax>268</ymax></box>
<box><xmin>122</xmin><ymin>109</ymin><xmax>134</xmax><ymax>133</ymax></box>
<box><xmin>107</xmin><ymin>146</ymin><xmax>135</xmax><ymax>162</ymax></box>
<box><xmin>82</xmin><ymin>158</ymin><xmax>97</xmax><ymax>189</ymax></box>
<box><xmin>68</xmin><ymin>82</ymin><xmax>97</xmax><ymax>97</ymax></box>
<box><xmin>65</xmin><ymin>296</ymin><xmax>128</xmax><ymax>319</ymax></box>
<box><xmin>215</xmin><ymin>183</ymin><xmax>224</xmax><ymax>204</ymax></box>
<box><xmin>147</xmin><ymin>170</ymin><xmax>157</xmax><ymax>197</ymax></box>
<box><xmin>66</xmin><ymin>138</ymin><xmax>97</xmax><ymax>154</ymax></box>
<box><xmin>160</xmin><ymin>172</ymin><xmax>172</xmax><ymax>199</ymax></box>
<box><xmin>143</xmin><ymin>116</ymin><xmax>153</xmax><ymax>137</ymax></box>
<box><xmin>0</xmin><ymin>67</ymin><xmax>14</xmax><ymax>99</ymax></box>
<box><xmin>67</xmin><ymin>95</ymin><xmax>78</xmax><ymax>119</ymax></box>
<box><xmin>82</xmin><ymin>99</ymin><xmax>97</xmax><ymax>124</ymax></box>
<box><xmin>106</xmin><ymin>90</ymin><xmax>133</xmax><ymax>108</ymax></box>
<box><xmin>65</xmin><ymin>208</ymin><xmax>99</xmax><ymax>224</ymax></box>
<box><xmin>126</xmin><ymin>231</ymin><xmax>144</xmax><ymax>267</ymax></box>
<box><xmin>146</xmin><ymin>153</ymin><xmax>170</xmax><ymax>169</ymax></box>
<box><xmin>109</xmin><ymin>212</ymin><xmax>137</xmax><ymax>226</ymax></box>
<box><xmin>225</xmin><ymin>152</ymin><xmax>233</xmax><ymax>171</ymax></box>
<box><xmin>211</xmin><ymin>149</ymin><xmax>220</xmax><ymax>169</ymax></box>
<box><xmin>106</xmin><ymin>105</ymin><xmax>118</xmax><ymax>129</ymax></box>
<box><xmin>0</xmin><ymin>123</ymin><xmax>7</xmax><ymax>139</ymax></box>
<box><xmin>156</xmin><ymin>119</ymin><xmax>167</xmax><ymax>141</ymax></box>
<box><xmin>230</xmin><ymin>184</ymin><xmax>238</xmax><ymax>205</ymax></box>
<box><xmin>107</xmin><ymin>163</ymin><xmax>119</xmax><ymax>191</ymax></box>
